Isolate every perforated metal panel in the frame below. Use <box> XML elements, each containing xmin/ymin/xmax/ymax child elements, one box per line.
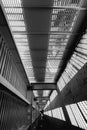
<box><xmin>0</xmin><ymin>87</ymin><xmax>30</xmax><ymax>130</ymax></box>
<box><xmin>0</xmin><ymin>32</ymin><xmax>27</xmax><ymax>97</ymax></box>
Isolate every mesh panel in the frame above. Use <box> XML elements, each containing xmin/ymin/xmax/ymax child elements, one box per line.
<box><xmin>0</xmin><ymin>87</ymin><xmax>30</xmax><ymax>130</ymax></box>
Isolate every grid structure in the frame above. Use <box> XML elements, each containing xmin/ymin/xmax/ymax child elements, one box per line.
<box><xmin>45</xmin><ymin>0</ymin><xmax>83</xmax><ymax>83</ymax></box>
<box><xmin>44</xmin><ymin>107</ymin><xmax>65</xmax><ymax>121</ymax></box>
<box><xmin>1</xmin><ymin>0</ymin><xmax>87</xmax><ymax>114</ymax></box>
<box><xmin>1</xmin><ymin>0</ymin><xmax>35</xmax><ymax>83</ymax></box>
<box><xmin>0</xmin><ymin>33</ymin><xmax>27</xmax><ymax>97</ymax></box>
<box><xmin>57</xmin><ymin>29</ymin><xmax>87</xmax><ymax>91</ymax></box>
<box><xmin>66</xmin><ymin>101</ymin><xmax>87</xmax><ymax>129</ymax></box>
<box><xmin>1</xmin><ymin>0</ymin><xmax>83</xmax><ymax>84</ymax></box>
<box><xmin>45</xmin><ymin>100</ymin><xmax>87</xmax><ymax>129</ymax></box>
<box><xmin>0</xmin><ymin>89</ymin><xmax>30</xmax><ymax>130</ymax></box>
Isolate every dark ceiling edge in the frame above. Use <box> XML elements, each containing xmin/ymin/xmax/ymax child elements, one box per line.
<box><xmin>0</xmin><ymin>5</ymin><xmax>30</xmax><ymax>86</ymax></box>
<box><xmin>31</xmin><ymin>83</ymin><xmax>56</xmax><ymax>85</ymax></box>
<box><xmin>28</xmin><ymin>83</ymin><xmax>57</xmax><ymax>90</ymax></box>
<box><xmin>55</xmin><ymin>9</ymin><xmax>87</xmax><ymax>83</ymax></box>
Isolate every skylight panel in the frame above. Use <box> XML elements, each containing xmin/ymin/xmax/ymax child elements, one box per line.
<box><xmin>78</xmin><ymin>101</ymin><xmax>87</xmax><ymax>120</ymax></box>
<box><xmin>47</xmin><ymin>60</ymin><xmax>60</xmax><ymax>68</ymax></box>
<box><xmin>67</xmin><ymin>63</ymin><xmax>78</xmax><ymax>73</ymax></box>
<box><xmin>5</xmin><ymin>8</ymin><xmax>22</xmax><ymax>14</ymax></box>
<box><xmin>66</xmin><ymin>105</ymin><xmax>78</xmax><ymax>127</ymax></box>
<box><xmin>7</xmin><ymin>14</ymin><xmax>23</xmax><ymax>20</ymax></box>
<box><xmin>43</xmin><ymin>90</ymin><xmax>50</xmax><ymax>97</ymax></box>
<box><xmin>58</xmin><ymin>37</ymin><xmax>87</xmax><ymax>90</ymax></box>
<box><xmin>82</xmin><ymin>33</ymin><xmax>87</xmax><ymax>39</ymax></box>
<box><xmin>19</xmin><ymin>51</ymin><xmax>30</xmax><ymax>55</ymax></box>
<box><xmin>80</xmin><ymin>38</ymin><xmax>87</xmax><ymax>44</ymax></box>
<box><xmin>11</xmin><ymin>26</ymin><xmax>26</xmax><ymax>32</ymax></box>
<box><xmin>70</xmin><ymin>59</ymin><xmax>81</xmax><ymax>70</ymax></box>
<box><xmin>15</xmin><ymin>42</ymin><xmax>28</xmax><ymax>46</ymax></box>
<box><xmin>73</xmin><ymin>54</ymin><xmax>86</xmax><ymax>64</ymax></box>
<box><xmin>52</xmin><ymin>107</ymin><xmax>65</xmax><ymax>121</ymax></box>
<box><xmin>44</xmin><ymin>78</ymin><xmax>54</xmax><ymax>83</ymax></box>
<box><xmin>71</xmin><ymin>57</ymin><xmax>83</xmax><ymax>68</ymax></box>
<box><xmin>17</xmin><ymin>47</ymin><xmax>29</xmax><ymax>51</ymax></box>
<box><xmin>78</xmin><ymin>43</ymin><xmax>87</xmax><ymax>49</ymax></box>
<box><xmin>76</xmin><ymin>47</ymin><xmax>87</xmax><ymax>55</ymax></box>
<box><xmin>52</xmin><ymin>109</ymin><xmax>58</xmax><ymax>118</ymax></box>
<box><xmin>49</xmin><ymin>39</ymin><xmax>56</xmax><ymax>42</ymax></box>
<box><xmin>45</xmin><ymin>1</ymin><xmax>80</xmax><ymax>83</ymax></box>
<box><xmin>74</xmin><ymin>52</ymin><xmax>87</xmax><ymax>61</ymax></box>
<box><xmin>70</xmin><ymin>104</ymin><xmax>87</xmax><ymax>129</ymax></box>
<box><xmin>1</xmin><ymin>0</ymin><xmax>35</xmax><ymax>83</ymax></box>
<box><xmin>53</xmin><ymin>0</ymin><xmax>83</xmax><ymax>9</ymax></box>
<box><xmin>16</xmin><ymin>43</ymin><xmax>28</xmax><ymax>46</ymax></box>
<box><xmin>58</xmin><ymin>63</ymin><xmax>78</xmax><ymax>91</ymax></box>
<box><xmin>2</xmin><ymin>0</ymin><xmax>21</xmax><ymax>7</ymax></box>
<box><xmin>66</xmin><ymin>102</ymin><xmax>87</xmax><ymax>129</ymax></box>
<box><xmin>53</xmin><ymin>0</ymin><xmax>81</xmax><ymax>7</ymax></box>
<box><xmin>9</xmin><ymin>21</ymin><xmax>25</xmax><ymax>26</ymax></box>
<box><xmin>13</xmin><ymin>34</ymin><xmax>27</xmax><ymax>39</ymax></box>
<box><xmin>65</xmin><ymin>70</ymin><xmax>73</xmax><ymax>79</ymax></box>
<box><xmin>64</xmin><ymin>70</ymin><xmax>71</xmax><ymax>79</ymax></box>
<box><xmin>15</xmin><ymin>39</ymin><xmax>28</xmax><ymax>42</ymax></box>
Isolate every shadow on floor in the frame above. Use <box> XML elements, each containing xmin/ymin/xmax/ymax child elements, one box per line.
<box><xmin>28</xmin><ymin>115</ymin><xmax>83</xmax><ymax>130</ymax></box>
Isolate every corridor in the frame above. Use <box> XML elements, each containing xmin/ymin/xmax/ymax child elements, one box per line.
<box><xmin>0</xmin><ymin>0</ymin><xmax>87</xmax><ymax>130</ymax></box>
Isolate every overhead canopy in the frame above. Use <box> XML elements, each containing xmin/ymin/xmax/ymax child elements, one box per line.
<box><xmin>1</xmin><ymin>0</ymin><xmax>87</xmax><ymax>110</ymax></box>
